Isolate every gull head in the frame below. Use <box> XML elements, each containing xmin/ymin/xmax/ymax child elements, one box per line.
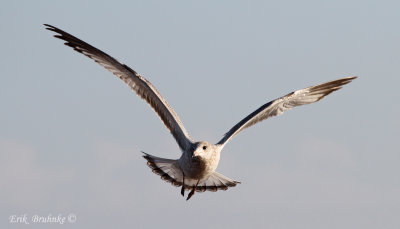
<box><xmin>192</xmin><ymin>141</ymin><xmax>215</xmax><ymax>160</ymax></box>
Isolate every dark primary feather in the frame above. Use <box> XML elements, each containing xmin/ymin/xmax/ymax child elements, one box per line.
<box><xmin>44</xmin><ymin>24</ymin><xmax>193</xmax><ymax>151</ymax></box>
<box><xmin>217</xmin><ymin>76</ymin><xmax>357</xmax><ymax>146</ymax></box>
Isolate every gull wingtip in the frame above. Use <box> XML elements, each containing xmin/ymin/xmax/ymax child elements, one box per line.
<box><xmin>347</xmin><ymin>76</ymin><xmax>358</xmax><ymax>80</ymax></box>
<box><xmin>43</xmin><ymin>23</ymin><xmax>53</xmax><ymax>29</ymax></box>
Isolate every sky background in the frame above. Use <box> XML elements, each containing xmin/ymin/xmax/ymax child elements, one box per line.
<box><xmin>1</xmin><ymin>0</ymin><xmax>399</xmax><ymax>228</ymax></box>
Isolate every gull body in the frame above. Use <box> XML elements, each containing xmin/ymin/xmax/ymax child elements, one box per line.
<box><xmin>45</xmin><ymin>24</ymin><xmax>356</xmax><ymax>200</ymax></box>
<box><xmin>180</xmin><ymin>142</ymin><xmax>221</xmax><ymax>179</ymax></box>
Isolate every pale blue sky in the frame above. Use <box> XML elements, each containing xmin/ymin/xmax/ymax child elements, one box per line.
<box><xmin>1</xmin><ymin>1</ymin><xmax>399</xmax><ymax>228</ymax></box>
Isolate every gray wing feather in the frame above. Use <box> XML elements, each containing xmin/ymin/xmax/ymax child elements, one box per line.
<box><xmin>45</xmin><ymin>24</ymin><xmax>193</xmax><ymax>151</ymax></box>
<box><xmin>217</xmin><ymin>76</ymin><xmax>357</xmax><ymax>146</ymax></box>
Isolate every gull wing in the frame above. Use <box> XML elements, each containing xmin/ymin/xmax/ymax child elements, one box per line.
<box><xmin>44</xmin><ymin>24</ymin><xmax>193</xmax><ymax>151</ymax></box>
<box><xmin>217</xmin><ymin>76</ymin><xmax>357</xmax><ymax>147</ymax></box>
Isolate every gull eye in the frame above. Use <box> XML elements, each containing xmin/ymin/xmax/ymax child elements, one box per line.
<box><xmin>202</xmin><ymin>146</ymin><xmax>207</xmax><ymax>150</ymax></box>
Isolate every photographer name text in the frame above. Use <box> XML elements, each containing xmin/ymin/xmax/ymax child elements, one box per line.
<box><xmin>9</xmin><ymin>213</ymin><xmax>76</xmax><ymax>224</ymax></box>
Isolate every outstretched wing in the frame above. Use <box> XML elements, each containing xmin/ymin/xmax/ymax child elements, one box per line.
<box><xmin>44</xmin><ymin>24</ymin><xmax>193</xmax><ymax>151</ymax></box>
<box><xmin>217</xmin><ymin>76</ymin><xmax>357</xmax><ymax>146</ymax></box>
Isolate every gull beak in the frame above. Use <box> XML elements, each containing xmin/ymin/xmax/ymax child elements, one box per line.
<box><xmin>192</xmin><ymin>150</ymin><xmax>201</xmax><ymax>157</ymax></box>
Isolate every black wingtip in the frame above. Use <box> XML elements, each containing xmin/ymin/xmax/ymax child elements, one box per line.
<box><xmin>44</xmin><ymin>24</ymin><xmax>56</xmax><ymax>31</ymax></box>
<box><xmin>141</xmin><ymin>151</ymin><xmax>150</xmax><ymax>160</ymax></box>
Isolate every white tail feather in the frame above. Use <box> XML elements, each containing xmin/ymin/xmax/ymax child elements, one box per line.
<box><xmin>142</xmin><ymin>152</ymin><xmax>240</xmax><ymax>192</ymax></box>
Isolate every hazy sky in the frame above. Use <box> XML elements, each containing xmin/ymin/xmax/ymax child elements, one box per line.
<box><xmin>1</xmin><ymin>1</ymin><xmax>399</xmax><ymax>228</ymax></box>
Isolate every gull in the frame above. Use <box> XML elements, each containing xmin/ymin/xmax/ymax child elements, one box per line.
<box><xmin>44</xmin><ymin>24</ymin><xmax>357</xmax><ymax>200</ymax></box>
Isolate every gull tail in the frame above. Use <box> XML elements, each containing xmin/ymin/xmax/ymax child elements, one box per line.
<box><xmin>142</xmin><ymin>152</ymin><xmax>183</xmax><ymax>187</ymax></box>
<box><xmin>183</xmin><ymin>172</ymin><xmax>241</xmax><ymax>201</ymax></box>
<box><xmin>194</xmin><ymin>172</ymin><xmax>241</xmax><ymax>192</ymax></box>
<box><xmin>143</xmin><ymin>152</ymin><xmax>240</xmax><ymax>193</ymax></box>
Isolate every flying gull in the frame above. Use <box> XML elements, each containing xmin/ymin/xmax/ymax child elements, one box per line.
<box><xmin>44</xmin><ymin>24</ymin><xmax>357</xmax><ymax>200</ymax></box>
